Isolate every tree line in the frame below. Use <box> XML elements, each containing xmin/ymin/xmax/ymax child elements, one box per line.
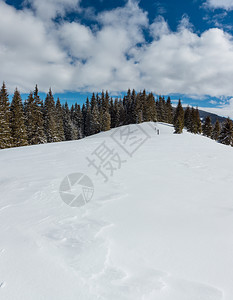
<box><xmin>0</xmin><ymin>82</ymin><xmax>232</xmax><ymax>149</ymax></box>
<box><xmin>173</xmin><ymin>99</ymin><xmax>233</xmax><ymax>145</ymax></box>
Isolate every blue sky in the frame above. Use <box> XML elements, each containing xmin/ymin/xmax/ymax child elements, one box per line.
<box><xmin>2</xmin><ymin>0</ymin><xmax>233</xmax><ymax>117</ymax></box>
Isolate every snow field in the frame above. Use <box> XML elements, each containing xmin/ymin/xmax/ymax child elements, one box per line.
<box><xmin>0</xmin><ymin>122</ymin><xmax>233</xmax><ymax>299</ymax></box>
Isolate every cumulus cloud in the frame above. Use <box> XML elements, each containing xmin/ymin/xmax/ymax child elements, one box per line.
<box><xmin>0</xmin><ymin>1</ymin><xmax>74</xmax><ymax>92</ymax></box>
<box><xmin>24</xmin><ymin>0</ymin><xmax>81</xmax><ymax>20</ymax></box>
<box><xmin>205</xmin><ymin>0</ymin><xmax>233</xmax><ymax>10</ymax></box>
<box><xmin>150</xmin><ymin>16</ymin><xmax>170</xmax><ymax>39</ymax></box>
<box><xmin>134</xmin><ymin>21</ymin><xmax>233</xmax><ymax>96</ymax></box>
<box><xmin>1</xmin><ymin>0</ymin><xmax>233</xmax><ymax>97</ymax></box>
<box><xmin>200</xmin><ymin>98</ymin><xmax>233</xmax><ymax>119</ymax></box>
<box><xmin>65</xmin><ymin>0</ymin><xmax>148</xmax><ymax>91</ymax></box>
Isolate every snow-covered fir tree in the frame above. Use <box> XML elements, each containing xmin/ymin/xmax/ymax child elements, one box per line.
<box><xmin>211</xmin><ymin>119</ymin><xmax>221</xmax><ymax>141</ymax></box>
<box><xmin>102</xmin><ymin>110</ymin><xmax>111</xmax><ymax>131</ymax></box>
<box><xmin>72</xmin><ymin>103</ymin><xmax>83</xmax><ymax>139</ymax></box>
<box><xmin>184</xmin><ymin>106</ymin><xmax>191</xmax><ymax>131</ymax></box>
<box><xmin>202</xmin><ymin>116</ymin><xmax>212</xmax><ymax>137</ymax></box>
<box><xmin>166</xmin><ymin>97</ymin><xmax>173</xmax><ymax>124</ymax></box>
<box><xmin>219</xmin><ymin>118</ymin><xmax>233</xmax><ymax>146</ymax></box>
<box><xmin>90</xmin><ymin>93</ymin><xmax>101</xmax><ymax>135</ymax></box>
<box><xmin>10</xmin><ymin>89</ymin><xmax>28</xmax><ymax>147</ymax></box>
<box><xmin>0</xmin><ymin>82</ymin><xmax>12</xmax><ymax>149</ymax></box>
<box><xmin>62</xmin><ymin>102</ymin><xmax>78</xmax><ymax>140</ymax></box>
<box><xmin>173</xmin><ymin>100</ymin><xmax>184</xmax><ymax>134</ymax></box>
<box><xmin>24</xmin><ymin>86</ymin><xmax>46</xmax><ymax>145</ymax></box>
<box><xmin>44</xmin><ymin>88</ymin><xmax>60</xmax><ymax>143</ymax></box>
<box><xmin>55</xmin><ymin>98</ymin><xmax>65</xmax><ymax>142</ymax></box>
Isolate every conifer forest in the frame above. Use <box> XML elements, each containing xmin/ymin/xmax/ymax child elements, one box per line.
<box><xmin>0</xmin><ymin>82</ymin><xmax>232</xmax><ymax>149</ymax></box>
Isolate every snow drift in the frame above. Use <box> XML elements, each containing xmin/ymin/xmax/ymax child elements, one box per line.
<box><xmin>0</xmin><ymin>122</ymin><xmax>233</xmax><ymax>300</ymax></box>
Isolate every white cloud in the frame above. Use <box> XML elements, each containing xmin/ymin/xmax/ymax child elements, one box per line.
<box><xmin>205</xmin><ymin>0</ymin><xmax>233</xmax><ymax>10</ymax></box>
<box><xmin>177</xmin><ymin>14</ymin><xmax>194</xmax><ymax>31</ymax></box>
<box><xmin>209</xmin><ymin>100</ymin><xmax>218</xmax><ymax>104</ymax></box>
<box><xmin>59</xmin><ymin>22</ymin><xmax>94</xmax><ymax>60</ymax></box>
<box><xmin>68</xmin><ymin>1</ymin><xmax>148</xmax><ymax>91</ymax></box>
<box><xmin>24</xmin><ymin>0</ymin><xmax>81</xmax><ymax>21</ymax></box>
<box><xmin>2</xmin><ymin>0</ymin><xmax>233</xmax><ymax>98</ymax></box>
<box><xmin>133</xmin><ymin>19</ymin><xmax>233</xmax><ymax>96</ymax></box>
<box><xmin>200</xmin><ymin>98</ymin><xmax>233</xmax><ymax>118</ymax></box>
<box><xmin>150</xmin><ymin>16</ymin><xmax>170</xmax><ymax>39</ymax></box>
<box><xmin>0</xmin><ymin>1</ymin><xmax>74</xmax><ymax>92</ymax></box>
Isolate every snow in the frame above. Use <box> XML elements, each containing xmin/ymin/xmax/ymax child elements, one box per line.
<box><xmin>0</xmin><ymin>122</ymin><xmax>233</xmax><ymax>300</ymax></box>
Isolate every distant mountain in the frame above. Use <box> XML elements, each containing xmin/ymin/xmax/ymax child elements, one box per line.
<box><xmin>173</xmin><ymin>107</ymin><xmax>227</xmax><ymax>124</ymax></box>
<box><xmin>198</xmin><ymin>109</ymin><xmax>227</xmax><ymax>124</ymax></box>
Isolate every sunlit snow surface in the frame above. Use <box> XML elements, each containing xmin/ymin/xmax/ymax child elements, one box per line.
<box><xmin>0</xmin><ymin>122</ymin><xmax>233</xmax><ymax>300</ymax></box>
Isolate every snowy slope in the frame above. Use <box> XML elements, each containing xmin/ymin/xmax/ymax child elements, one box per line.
<box><xmin>0</xmin><ymin>122</ymin><xmax>233</xmax><ymax>300</ymax></box>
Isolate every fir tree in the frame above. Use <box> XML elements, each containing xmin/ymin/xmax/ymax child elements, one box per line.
<box><xmin>55</xmin><ymin>98</ymin><xmax>65</xmax><ymax>141</ymax></box>
<box><xmin>102</xmin><ymin>111</ymin><xmax>111</xmax><ymax>131</ymax></box>
<box><xmin>72</xmin><ymin>103</ymin><xmax>83</xmax><ymax>139</ymax></box>
<box><xmin>174</xmin><ymin>117</ymin><xmax>183</xmax><ymax>134</ymax></box>
<box><xmin>140</xmin><ymin>90</ymin><xmax>147</xmax><ymax>122</ymax></box>
<box><xmin>24</xmin><ymin>92</ymin><xmax>35</xmax><ymax>144</ymax></box>
<box><xmin>156</xmin><ymin>96</ymin><xmax>166</xmax><ymax>122</ymax></box>
<box><xmin>33</xmin><ymin>85</ymin><xmax>46</xmax><ymax>144</ymax></box>
<box><xmin>24</xmin><ymin>86</ymin><xmax>46</xmax><ymax>145</ymax></box>
<box><xmin>134</xmin><ymin>93</ymin><xmax>143</xmax><ymax>124</ymax></box>
<box><xmin>109</xmin><ymin>97</ymin><xmax>115</xmax><ymax>128</ymax></box>
<box><xmin>70</xmin><ymin>104</ymin><xmax>75</xmax><ymax>121</ymax></box>
<box><xmin>90</xmin><ymin>93</ymin><xmax>101</xmax><ymax>135</ymax></box>
<box><xmin>96</xmin><ymin>93</ymin><xmax>101</xmax><ymax>111</ymax></box>
<box><xmin>81</xmin><ymin>103</ymin><xmax>86</xmax><ymax>134</ymax></box>
<box><xmin>62</xmin><ymin>102</ymin><xmax>77</xmax><ymax>140</ymax></box>
<box><xmin>101</xmin><ymin>91</ymin><xmax>109</xmax><ymax>113</ymax></box>
<box><xmin>137</xmin><ymin>110</ymin><xmax>143</xmax><ymax>124</ymax></box>
<box><xmin>202</xmin><ymin>116</ymin><xmax>212</xmax><ymax>137</ymax></box>
<box><xmin>189</xmin><ymin>107</ymin><xmax>197</xmax><ymax>133</ymax></box>
<box><xmin>118</xmin><ymin>99</ymin><xmax>126</xmax><ymax>125</ymax></box>
<box><xmin>90</xmin><ymin>105</ymin><xmax>100</xmax><ymax>134</ymax></box>
<box><xmin>145</xmin><ymin>93</ymin><xmax>157</xmax><ymax>122</ymax></box>
<box><xmin>10</xmin><ymin>89</ymin><xmax>28</xmax><ymax>147</ymax></box>
<box><xmin>130</xmin><ymin>89</ymin><xmax>137</xmax><ymax>124</ymax></box>
<box><xmin>112</xmin><ymin>99</ymin><xmax>120</xmax><ymax>128</ymax></box>
<box><xmin>44</xmin><ymin>88</ymin><xmax>60</xmax><ymax>142</ymax></box>
<box><xmin>195</xmin><ymin>108</ymin><xmax>202</xmax><ymax>134</ymax></box>
<box><xmin>184</xmin><ymin>106</ymin><xmax>191</xmax><ymax>131</ymax></box>
<box><xmin>83</xmin><ymin>98</ymin><xmax>91</xmax><ymax>136</ymax></box>
<box><xmin>219</xmin><ymin>118</ymin><xmax>233</xmax><ymax>146</ymax></box>
<box><xmin>173</xmin><ymin>100</ymin><xmax>184</xmax><ymax>133</ymax></box>
<box><xmin>124</xmin><ymin>89</ymin><xmax>132</xmax><ymax>124</ymax></box>
<box><xmin>211</xmin><ymin>119</ymin><xmax>221</xmax><ymax>141</ymax></box>
<box><xmin>125</xmin><ymin>88</ymin><xmax>137</xmax><ymax>124</ymax></box>
<box><xmin>166</xmin><ymin>97</ymin><xmax>173</xmax><ymax>124</ymax></box>
<box><xmin>90</xmin><ymin>93</ymin><xmax>97</xmax><ymax>111</ymax></box>
<box><xmin>0</xmin><ymin>82</ymin><xmax>12</xmax><ymax>148</ymax></box>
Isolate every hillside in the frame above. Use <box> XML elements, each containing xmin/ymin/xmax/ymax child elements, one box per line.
<box><xmin>198</xmin><ymin>109</ymin><xmax>227</xmax><ymax>124</ymax></box>
<box><xmin>0</xmin><ymin>122</ymin><xmax>233</xmax><ymax>300</ymax></box>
